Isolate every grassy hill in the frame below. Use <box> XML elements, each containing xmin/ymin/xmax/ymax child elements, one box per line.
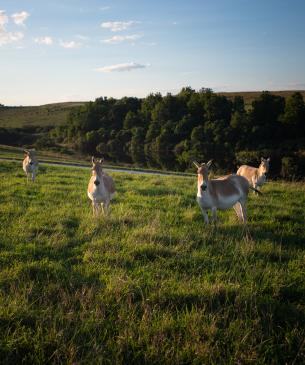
<box><xmin>1</xmin><ymin>90</ymin><xmax>304</xmax><ymax>129</ymax></box>
<box><xmin>0</xmin><ymin>102</ymin><xmax>86</xmax><ymax>128</ymax></box>
<box><xmin>219</xmin><ymin>90</ymin><xmax>305</xmax><ymax>108</ymax></box>
<box><xmin>0</xmin><ymin>160</ymin><xmax>304</xmax><ymax>364</ymax></box>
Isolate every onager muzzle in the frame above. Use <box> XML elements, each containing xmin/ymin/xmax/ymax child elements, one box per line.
<box><xmin>94</xmin><ymin>180</ymin><xmax>100</xmax><ymax>186</ymax></box>
<box><xmin>201</xmin><ymin>183</ymin><xmax>207</xmax><ymax>191</ymax></box>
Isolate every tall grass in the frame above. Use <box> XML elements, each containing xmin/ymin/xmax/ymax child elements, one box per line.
<box><xmin>0</xmin><ymin>161</ymin><xmax>304</xmax><ymax>364</ymax></box>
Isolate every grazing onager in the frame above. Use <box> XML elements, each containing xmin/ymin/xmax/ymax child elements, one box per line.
<box><xmin>87</xmin><ymin>157</ymin><xmax>115</xmax><ymax>215</ymax></box>
<box><xmin>23</xmin><ymin>149</ymin><xmax>38</xmax><ymax>182</ymax></box>
<box><xmin>194</xmin><ymin>160</ymin><xmax>251</xmax><ymax>224</ymax></box>
<box><xmin>237</xmin><ymin>157</ymin><xmax>270</xmax><ymax>192</ymax></box>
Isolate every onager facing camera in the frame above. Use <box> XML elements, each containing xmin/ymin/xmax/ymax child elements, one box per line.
<box><xmin>194</xmin><ymin>160</ymin><xmax>251</xmax><ymax>224</ymax></box>
<box><xmin>237</xmin><ymin>157</ymin><xmax>270</xmax><ymax>192</ymax></box>
<box><xmin>87</xmin><ymin>157</ymin><xmax>115</xmax><ymax>215</ymax></box>
<box><xmin>23</xmin><ymin>149</ymin><xmax>38</xmax><ymax>182</ymax></box>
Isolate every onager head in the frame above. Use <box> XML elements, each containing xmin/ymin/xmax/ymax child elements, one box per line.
<box><xmin>193</xmin><ymin>160</ymin><xmax>213</xmax><ymax>192</ymax></box>
<box><xmin>91</xmin><ymin>156</ymin><xmax>104</xmax><ymax>186</ymax></box>
<box><xmin>259</xmin><ymin>157</ymin><xmax>270</xmax><ymax>175</ymax></box>
<box><xmin>24</xmin><ymin>149</ymin><xmax>36</xmax><ymax>165</ymax></box>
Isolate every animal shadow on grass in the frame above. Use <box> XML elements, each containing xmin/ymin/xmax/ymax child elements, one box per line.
<box><xmin>153</xmin><ymin>287</ymin><xmax>239</xmax><ymax>312</ymax></box>
<box><xmin>133</xmin><ymin>246</ymin><xmax>174</xmax><ymax>262</ymax></box>
<box><xmin>247</xmin><ymin>223</ymin><xmax>304</xmax><ymax>248</ymax></box>
<box><xmin>213</xmin><ymin>222</ymin><xmax>304</xmax><ymax>249</ymax></box>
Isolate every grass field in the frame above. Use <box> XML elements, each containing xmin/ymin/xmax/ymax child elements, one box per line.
<box><xmin>0</xmin><ymin>161</ymin><xmax>304</xmax><ymax>364</ymax></box>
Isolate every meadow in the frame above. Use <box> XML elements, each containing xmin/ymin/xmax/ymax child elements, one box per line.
<box><xmin>0</xmin><ymin>161</ymin><xmax>304</xmax><ymax>364</ymax></box>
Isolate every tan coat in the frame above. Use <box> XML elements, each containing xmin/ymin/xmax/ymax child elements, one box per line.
<box><xmin>87</xmin><ymin>157</ymin><xmax>115</xmax><ymax>215</ymax></box>
<box><xmin>194</xmin><ymin>160</ymin><xmax>250</xmax><ymax>224</ymax></box>
<box><xmin>23</xmin><ymin>149</ymin><xmax>38</xmax><ymax>182</ymax></box>
<box><xmin>237</xmin><ymin>158</ymin><xmax>270</xmax><ymax>191</ymax></box>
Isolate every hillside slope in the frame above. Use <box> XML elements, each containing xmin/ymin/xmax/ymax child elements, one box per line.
<box><xmin>218</xmin><ymin>90</ymin><xmax>305</xmax><ymax>108</ymax></box>
<box><xmin>1</xmin><ymin>90</ymin><xmax>304</xmax><ymax>128</ymax></box>
<box><xmin>0</xmin><ymin>102</ymin><xmax>86</xmax><ymax>128</ymax></box>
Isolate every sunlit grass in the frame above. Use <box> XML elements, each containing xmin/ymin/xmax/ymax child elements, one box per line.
<box><xmin>0</xmin><ymin>161</ymin><xmax>304</xmax><ymax>364</ymax></box>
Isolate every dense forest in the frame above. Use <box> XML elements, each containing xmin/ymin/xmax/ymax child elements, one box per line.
<box><xmin>50</xmin><ymin>88</ymin><xmax>305</xmax><ymax>178</ymax></box>
<box><xmin>1</xmin><ymin>88</ymin><xmax>304</xmax><ymax>177</ymax></box>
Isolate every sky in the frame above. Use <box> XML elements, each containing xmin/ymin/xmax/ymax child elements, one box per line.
<box><xmin>1</xmin><ymin>0</ymin><xmax>305</xmax><ymax>105</ymax></box>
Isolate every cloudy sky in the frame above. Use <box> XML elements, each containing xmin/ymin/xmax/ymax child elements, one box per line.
<box><xmin>1</xmin><ymin>0</ymin><xmax>305</xmax><ymax>105</ymax></box>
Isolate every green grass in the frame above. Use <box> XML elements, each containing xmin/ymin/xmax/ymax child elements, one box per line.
<box><xmin>0</xmin><ymin>102</ymin><xmax>86</xmax><ymax>128</ymax></box>
<box><xmin>0</xmin><ymin>161</ymin><xmax>304</xmax><ymax>364</ymax></box>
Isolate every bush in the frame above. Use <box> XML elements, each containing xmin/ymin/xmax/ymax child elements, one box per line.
<box><xmin>281</xmin><ymin>155</ymin><xmax>305</xmax><ymax>179</ymax></box>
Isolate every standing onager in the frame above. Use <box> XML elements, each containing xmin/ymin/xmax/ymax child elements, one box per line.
<box><xmin>23</xmin><ymin>149</ymin><xmax>38</xmax><ymax>182</ymax></box>
<box><xmin>87</xmin><ymin>157</ymin><xmax>115</xmax><ymax>215</ymax></box>
<box><xmin>194</xmin><ymin>160</ymin><xmax>252</xmax><ymax>224</ymax></box>
<box><xmin>237</xmin><ymin>157</ymin><xmax>270</xmax><ymax>192</ymax></box>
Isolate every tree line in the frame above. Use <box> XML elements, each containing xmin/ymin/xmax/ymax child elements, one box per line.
<box><xmin>49</xmin><ymin>88</ymin><xmax>305</xmax><ymax>178</ymax></box>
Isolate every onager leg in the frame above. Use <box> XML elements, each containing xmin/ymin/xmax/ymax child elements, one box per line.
<box><xmin>199</xmin><ymin>206</ymin><xmax>209</xmax><ymax>224</ymax></box>
<box><xmin>233</xmin><ymin>202</ymin><xmax>243</xmax><ymax>222</ymax></box>
<box><xmin>211</xmin><ymin>207</ymin><xmax>218</xmax><ymax>223</ymax></box>
<box><xmin>239</xmin><ymin>201</ymin><xmax>247</xmax><ymax>223</ymax></box>
<box><xmin>93</xmin><ymin>201</ymin><xmax>99</xmax><ymax>216</ymax></box>
<box><xmin>102</xmin><ymin>200</ymin><xmax>110</xmax><ymax>215</ymax></box>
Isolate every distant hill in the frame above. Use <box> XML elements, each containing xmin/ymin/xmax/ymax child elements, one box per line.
<box><xmin>0</xmin><ymin>102</ymin><xmax>87</xmax><ymax>129</ymax></box>
<box><xmin>1</xmin><ymin>90</ymin><xmax>305</xmax><ymax>129</ymax></box>
<box><xmin>218</xmin><ymin>90</ymin><xmax>305</xmax><ymax>108</ymax></box>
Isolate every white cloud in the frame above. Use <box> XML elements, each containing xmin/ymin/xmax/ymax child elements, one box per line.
<box><xmin>12</xmin><ymin>11</ymin><xmax>29</xmax><ymax>26</ymax></box>
<box><xmin>100</xmin><ymin>6</ymin><xmax>110</xmax><ymax>11</ymax></box>
<box><xmin>0</xmin><ymin>10</ymin><xmax>8</xmax><ymax>27</ymax></box>
<box><xmin>95</xmin><ymin>62</ymin><xmax>148</xmax><ymax>73</ymax></box>
<box><xmin>35</xmin><ymin>36</ymin><xmax>53</xmax><ymax>45</ymax></box>
<box><xmin>0</xmin><ymin>10</ymin><xmax>24</xmax><ymax>46</ymax></box>
<box><xmin>0</xmin><ymin>30</ymin><xmax>23</xmax><ymax>46</ymax></box>
<box><xmin>60</xmin><ymin>40</ymin><xmax>82</xmax><ymax>49</ymax></box>
<box><xmin>102</xmin><ymin>34</ymin><xmax>142</xmax><ymax>44</ymax></box>
<box><xmin>101</xmin><ymin>21</ymin><xmax>138</xmax><ymax>32</ymax></box>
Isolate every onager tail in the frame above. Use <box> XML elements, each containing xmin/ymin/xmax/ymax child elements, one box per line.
<box><xmin>249</xmin><ymin>186</ymin><xmax>263</xmax><ymax>195</ymax></box>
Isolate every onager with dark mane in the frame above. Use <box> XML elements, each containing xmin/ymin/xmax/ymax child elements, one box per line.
<box><xmin>87</xmin><ymin>157</ymin><xmax>115</xmax><ymax>215</ymax></box>
<box><xmin>237</xmin><ymin>157</ymin><xmax>270</xmax><ymax>192</ymax></box>
<box><xmin>194</xmin><ymin>160</ymin><xmax>251</xmax><ymax>224</ymax></box>
<box><xmin>23</xmin><ymin>149</ymin><xmax>38</xmax><ymax>182</ymax></box>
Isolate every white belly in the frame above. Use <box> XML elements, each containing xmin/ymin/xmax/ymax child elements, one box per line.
<box><xmin>197</xmin><ymin>193</ymin><xmax>240</xmax><ymax>210</ymax></box>
<box><xmin>216</xmin><ymin>194</ymin><xmax>240</xmax><ymax>209</ymax></box>
<box><xmin>87</xmin><ymin>185</ymin><xmax>109</xmax><ymax>203</ymax></box>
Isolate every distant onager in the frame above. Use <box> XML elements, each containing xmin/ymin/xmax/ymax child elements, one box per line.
<box><xmin>194</xmin><ymin>160</ymin><xmax>254</xmax><ymax>224</ymax></box>
<box><xmin>23</xmin><ymin>149</ymin><xmax>38</xmax><ymax>182</ymax></box>
<box><xmin>87</xmin><ymin>157</ymin><xmax>115</xmax><ymax>215</ymax></box>
<box><xmin>237</xmin><ymin>157</ymin><xmax>270</xmax><ymax>192</ymax></box>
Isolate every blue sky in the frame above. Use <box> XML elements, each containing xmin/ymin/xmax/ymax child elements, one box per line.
<box><xmin>1</xmin><ymin>0</ymin><xmax>305</xmax><ymax>105</ymax></box>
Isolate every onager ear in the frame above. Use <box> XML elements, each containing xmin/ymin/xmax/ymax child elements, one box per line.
<box><xmin>267</xmin><ymin>157</ymin><xmax>271</xmax><ymax>162</ymax></box>
<box><xmin>24</xmin><ymin>149</ymin><xmax>29</xmax><ymax>155</ymax></box>
<box><xmin>98</xmin><ymin>157</ymin><xmax>104</xmax><ymax>164</ymax></box>
<box><xmin>206</xmin><ymin>160</ymin><xmax>213</xmax><ymax>168</ymax></box>
<box><xmin>261</xmin><ymin>157</ymin><xmax>264</xmax><ymax>162</ymax></box>
<box><xmin>193</xmin><ymin>161</ymin><xmax>200</xmax><ymax>168</ymax></box>
<box><xmin>91</xmin><ymin>156</ymin><xmax>95</xmax><ymax>165</ymax></box>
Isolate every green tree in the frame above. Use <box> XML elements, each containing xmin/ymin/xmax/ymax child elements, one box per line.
<box><xmin>280</xmin><ymin>92</ymin><xmax>305</xmax><ymax>137</ymax></box>
<box><xmin>130</xmin><ymin>127</ymin><xmax>146</xmax><ymax>165</ymax></box>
